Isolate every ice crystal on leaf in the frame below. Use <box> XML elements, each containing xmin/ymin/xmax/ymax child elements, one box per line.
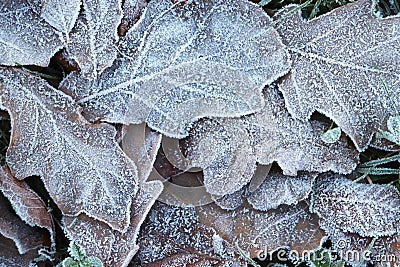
<box><xmin>0</xmin><ymin>68</ymin><xmax>139</xmax><ymax>231</ymax></box>
<box><xmin>275</xmin><ymin>0</ymin><xmax>400</xmax><ymax>151</ymax></box>
<box><xmin>63</xmin><ymin>0</ymin><xmax>290</xmax><ymax>138</ymax></box>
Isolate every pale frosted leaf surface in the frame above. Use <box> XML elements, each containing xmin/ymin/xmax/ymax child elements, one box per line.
<box><xmin>276</xmin><ymin>0</ymin><xmax>400</xmax><ymax>151</ymax></box>
<box><xmin>252</xmin><ymin>88</ymin><xmax>359</xmax><ymax>175</ymax></box>
<box><xmin>331</xmin><ymin>232</ymin><xmax>400</xmax><ymax>266</ymax></box>
<box><xmin>0</xmin><ymin>166</ymin><xmax>55</xmax><ymax>245</ymax></box>
<box><xmin>121</xmin><ymin>123</ymin><xmax>162</xmax><ymax>183</ymax></box>
<box><xmin>320</xmin><ymin>127</ymin><xmax>341</xmax><ymax>144</ymax></box>
<box><xmin>0</xmin><ymin>194</ymin><xmax>49</xmax><ymax>254</ymax></box>
<box><xmin>377</xmin><ymin>115</ymin><xmax>400</xmax><ymax>145</ymax></box>
<box><xmin>0</xmin><ymin>68</ymin><xmax>139</xmax><ymax>231</ymax></box>
<box><xmin>136</xmin><ymin>201</ymin><xmax>244</xmax><ymax>266</ymax></box>
<box><xmin>66</xmin><ymin>0</ymin><xmax>290</xmax><ymax>137</ymax></box>
<box><xmin>67</xmin><ymin>0</ymin><xmax>122</xmax><ymax>77</ymax></box>
<box><xmin>0</xmin><ymin>235</ymin><xmax>39</xmax><ymax>266</ymax></box>
<box><xmin>183</xmin><ymin>119</ymin><xmax>256</xmax><ymax>196</ymax></box>
<box><xmin>212</xmin><ymin>187</ymin><xmax>247</xmax><ymax>211</ymax></box>
<box><xmin>63</xmin><ymin>180</ymin><xmax>163</xmax><ymax>267</ymax></box>
<box><xmin>197</xmin><ymin>202</ymin><xmax>326</xmax><ymax>259</ymax></box>
<box><xmin>312</xmin><ymin>174</ymin><xmax>400</xmax><ymax>237</ymax></box>
<box><xmin>247</xmin><ymin>171</ymin><xmax>316</xmax><ymax>211</ymax></box>
<box><xmin>0</xmin><ymin>0</ymin><xmax>63</xmax><ymax>66</ymax></box>
<box><xmin>40</xmin><ymin>0</ymin><xmax>81</xmax><ymax>42</ymax></box>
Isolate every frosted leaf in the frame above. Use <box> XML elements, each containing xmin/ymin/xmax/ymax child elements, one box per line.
<box><xmin>377</xmin><ymin>115</ymin><xmax>400</xmax><ymax>145</ymax></box>
<box><xmin>275</xmin><ymin>0</ymin><xmax>400</xmax><ymax>151</ymax></box>
<box><xmin>67</xmin><ymin>0</ymin><xmax>122</xmax><ymax>77</ymax></box>
<box><xmin>121</xmin><ymin>123</ymin><xmax>162</xmax><ymax>183</ymax></box>
<box><xmin>39</xmin><ymin>0</ymin><xmax>81</xmax><ymax>43</ymax></box>
<box><xmin>197</xmin><ymin>201</ymin><xmax>326</xmax><ymax>259</ymax></box>
<box><xmin>0</xmin><ymin>68</ymin><xmax>139</xmax><ymax>231</ymax></box>
<box><xmin>0</xmin><ymin>193</ymin><xmax>49</xmax><ymax>254</ymax></box>
<box><xmin>0</xmin><ymin>235</ymin><xmax>39</xmax><ymax>266</ymax></box>
<box><xmin>320</xmin><ymin>127</ymin><xmax>341</xmax><ymax>144</ymax></box>
<box><xmin>136</xmin><ymin>202</ymin><xmax>244</xmax><ymax>266</ymax></box>
<box><xmin>330</xmin><ymin>232</ymin><xmax>400</xmax><ymax>266</ymax></box>
<box><xmin>63</xmin><ymin>180</ymin><xmax>163</xmax><ymax>267</ymax></box>
<box><xmin>65</xmin><ymin>0</ymin><xmax>290</xmax><ymax>137</ymax></box>
<box><xmin>247</xmin><ymin>171</ymin><xmax>317</xmax><ymax>211</ymax></box>
<box><xmin>212</xmin><ymin>187</ymin><xmax>247</xmax><ymax>211</ymax></box>
<box><xmin>0</xmin><ymin>0</ymin><xmax>63</xmax><ymax>66</ymax></box>
<box><xmin>183</xmin><ymin>119</ymin><xmax>256</xmax><ymax>196</ymax></box>
<box><xmin>311</xmin><ymin>173</ymin><xmax>400</xmax><ymax>237</ymax></box>
<box><xmin>0</xmin><ymin>166</ymin><xmax>55</xmax><ymax>245</ymax></box>
<box><xmin>253</xmin><ymin>88</ymin><xmax>359</xmax><ymax>175</ymax></box>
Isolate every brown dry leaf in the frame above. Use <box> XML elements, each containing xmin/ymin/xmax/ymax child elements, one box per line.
<box><xmin>67</xmin><ymin>0</ymin><xmax>122</xmax><ymax>77</ymax></box>
<box><xmin>121</xmin><ymin>123</ymin><xmax>162</xmax><ymax>183</ymax></box>
<box><xmin>118</xmin><ymin>0</ymin><xmax>147</xmax><ymax>36</ymax></box>
<box><xmin>0</xmin><ymin>68</ymin><xmax>139</xmax><ymax>231</ymax></box>
<box><xmin>0</xmin><ymin>166</ymin><xmax>55</xmax><ymax>245</ymax></box>
<box><xmin>0</xmin><ymin>235</ymin><xmax>40</xmax><ymax>266</ymax></box>
<box><xmin>275</xmin><ymin>0</ymin><xmax>400</xmax><ymax>151</ymax></box>
<box><xmin>247</xmin><ymin>171</ymin><xmax>316</xmax><ymax>211</ymax></box>
<box><xmin>0</xmin><ymin>193</ymin><xmax>49</xmax><ymax>254</ymax></box>
<box><xmin>331</xmin><ymin>232</ymin><xmax>400</xmax><ymax>266</ymax></box>
<box><xmin>311</xmin><ymin>173</ymin><xmax>400</xmax><ymax>237</ymax></box>
<box><xmin>197</xmin><ymin>201</ymin><xmax>326</xmax><ymax>259</ymax></box>
<box><xmin>63</xmin><ymin>180</ymin><xmax>163</xmax><ymax>267</ymax></box>
<box><xmin>63</xmin><ymin>0</ymin><xmax>290</xmax><ymax>138</ymax></box>
<box><xmin>0</xmin><ymin>0</ymin><xmax>63</xmax><ymax>66</ymax></box>
<box><xmin>135</xmin><ymin>202</ymin><xmax>245</xmax><ymax>267</ymax></box>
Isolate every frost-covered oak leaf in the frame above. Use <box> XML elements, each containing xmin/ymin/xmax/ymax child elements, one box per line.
<box><xmin>63</xmin><ymin>0</ymin><xmax>290</xmax><ymax>138</ymax></box>
<box><xmin>197</xmin><ymin>201</ymin><xmax>326</xmax><ymax>259</ymax></box>
<box><xmin>312</xmin><ymin>174</ymin><xmax>400</xmax><ymax>237</ymax></box>
<box><xmin>275</xmin><ymin>0</ymin><xmax>400</xmax><ymax>151</ymax></box>
<box><xmin>63</xmin><ymin>181</ymin><xmax>163</xmax><ymax>267</ymax></box>
<box><xmin>0</xmin><ymin>0</ymin><xmax>63</xmax><ymax>66</ymax></box>
<box><xmin>67</xmin><ymin>0</ymin><xmax>122</xmax><ymax>77</ymax></box>
<box><xmin>39</xmin><ymin>0</ymin><xmax>81</xmax><ymax>43</ymax></box>
<box><xmin>135</xmin><ymin>202</ymin><xmax>245</xmax><ymax>266</ymax></box>
<box><xmin>0</xmin><ymin>193</ymin><xmax>49</xmax><ymax>254</ymax></box>
<box><xmin>0</xmin><ymin>68</ymin><xmax>139</xmax><ymax>231</ymax></box>
<box><xmin>0</xmin><ymin>166</ymin><xmax>55</xmax><ymax>245</ymax></box>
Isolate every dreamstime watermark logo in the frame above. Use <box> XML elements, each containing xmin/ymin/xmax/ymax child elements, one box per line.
<box><xmin>254</xmin><ymin>239</ymin><xmax>398</xmax><ymax>264</ymax></box>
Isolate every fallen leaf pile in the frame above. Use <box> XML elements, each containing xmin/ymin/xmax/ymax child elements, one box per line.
<box><xmin>0</xmin><ymin>0</ymin><xmax>399</xmax><ymax>266</ymax></box>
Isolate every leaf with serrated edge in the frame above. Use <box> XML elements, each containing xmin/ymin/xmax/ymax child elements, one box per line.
<box><xmin>135</xmin><ymin>202</ymin><xmax>245</xmax><ymax>266</ymax></box>
<box><xmin>40</xmin><ymin>0</ymin><xmax>81</xmax><ymax>43</ymax></box>
<box><xmin>63</xmin><ymin>181</ymin><xmax>163</xmax><ymax>267</ymax></box>
<box><xmin>0</xmin><ymin>166</ymin><xmax>55</xmax><ymax>246</ymax></box>
<box><xmin>275</xmin><ymin>0</ymin><xmax>400</xmax><ymax>151</ymax></box>
<box><xmin>331</xmin><ymin>232</ymin><xmax>400</xmax><ymax>267</ymax></box>
<box><xmin>0</xmin><ymin>193</ymin><xmax>49</xmax><ymax>254</ymax></box>
<box><xmin>311</xmin><ymin>174</ymin><xmax>400</xmax><ymax>237</ymax></box>
<box><xmin>0</xmin><ymin>68</ymin><xmax>139</xmax><ymax>231</ymax></box>
<box><xmin>63</xmin><ymin>0</ymin><xmax>290</xmax><ymax>138</ymax></box>
<box><xmin>247</xmin><ymin>171</ymin><xmax>317</xmax><ymax>211</ymax></box>
<box><xmin>67</xmin><ymin>0</ymin><xmax>122</xmax><ymax>77</ymax></box>
<box><xmin>0</xmin><ymin>0</ymin><xmax>63</xmax><ymax>66</ymax></box>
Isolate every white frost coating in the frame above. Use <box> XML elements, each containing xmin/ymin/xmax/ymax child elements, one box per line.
<box><xmin>252</xmin><ymin>88</ymin><xmax>359</xmax><ymax>175</ymax></box>
<box><xmin>183</xmin><ymin>119</ymin><xmax>256</xmax><ymax>196</ymax></box>
<box><xmin>65</xmin><ymin>0</ymin><xmax>290</xmax><ymax>138</ymax></box>
<box><xmin>40</xmin><ymin>0</ymin><xmax>81</xmax><ymax>43</ymax></box>
<box><xmin>67</xmin><ymin>0</ymin><xmax>122</xmax><ymax>77</ymax></box>
<box><xmin>0</xmin><ymin>235</ymin><xmax>39</xmax><ymax>266</ymax></box>
<box><xmin>312</xmin><ymin>173</ymin><xmax>400</xmax><ymax>237</ymax></box>
<box><xmin>63</xmin><ymin>180</ymin><xmax>163</xmax><ymax>267</ymax></box>
<box><xmin>275</xmin><ymin>0</ymin><xmax>400</xmax><ymax>151</ymax></box>
<box><xmin>0</xmin><ymin>0</ymin><xmax>63</xmax><ymax>66</ymax></box>
<box><xmin>247</xmin><ymin>171</ymin><xmax>317</xmax><ymax>211</ymax></box>
<box><xmin>0</xmin><ymin>68</ymin><xmax>139</xmax><ymax>232</ymax></box>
